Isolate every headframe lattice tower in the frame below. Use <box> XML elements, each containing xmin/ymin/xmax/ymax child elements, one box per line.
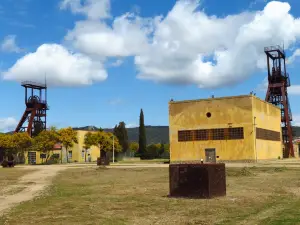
<box><xmin>15</xmin><ymin>81</ymin><xmax>49</xmax><ymax>137</ymax></box>
<box><xmin>264</xmin><ymin>45</ymin><xmax>294</xmax><ymax>158</ymax></box>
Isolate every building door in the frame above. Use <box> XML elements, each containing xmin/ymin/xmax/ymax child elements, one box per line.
<box><xmin>28</xmin><ymin>152</ymin><xmax>36</xmax><ymax>164</ymax></box>
<box><xmin>205</xmin><ymin>149</ymin><xmax>216</xmax><ymax>163</ymax></box>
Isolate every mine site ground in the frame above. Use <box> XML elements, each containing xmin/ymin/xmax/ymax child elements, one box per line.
<box><xmin>1</xmin><ymin>159</ymin><xmax>300</xmax><ymax>225</ymax></box>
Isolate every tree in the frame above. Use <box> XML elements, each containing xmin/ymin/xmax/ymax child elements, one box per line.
<box><xmin>113</xmin><ymin>122</ymin><xmax>129</xmax><ymax>153</ymax></box>
<box><xmin>138</xmin><ymin>109</ymin><xmax>147</xmax><ymax>158</ymax></box>
<box><xmin>129</xmin><ymin>142</ymin><xmax>139</xmax><ymax>153</ymax></box>
<box><xmin>83</xmin><ymin>132</ymin><xmax>95</xmax><ymax>162</ymax></box>
<box><xmin>58</xmin><ymin>127</ymin><xmax>78</xmax><ymax>163</ymax></box>
<box><xmin>0</xmin><ymin>134</ymin><xmax>14</xmax><ymax>160</ymax></box>
<box><xmin>91</xmin><ymin>131</ymin><xmax>121</xmax><ymax>154</ymax></box>
<box><xmin>32</xmin><ymin>127</ymin><xmax>59</xmax><ymax>162</ymax></box>
<box><xmin>12</xmin><ymin>132</ymin><xmax>32</xmax><ymax>152</ymax></box>
<box><xmin>145</xmin><ymin>144</ymin><xmax>160</xmax><ymax>159</ymax></box>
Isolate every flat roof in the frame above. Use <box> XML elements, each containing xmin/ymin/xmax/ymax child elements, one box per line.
<box><xmin>169</xmin><ymin>94</ymin><xmax>280</xmax><ymax>111</ymax></box>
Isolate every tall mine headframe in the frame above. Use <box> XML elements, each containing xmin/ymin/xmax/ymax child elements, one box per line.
<box><xmin>15</xmin><ymin>81</ymin><xmax>49</xmax><ymax>137</ymax></box>
<box><xmin>264</xmin><ymin>45</ymin><xmax>294</xmax><ymax>158</ymax></box>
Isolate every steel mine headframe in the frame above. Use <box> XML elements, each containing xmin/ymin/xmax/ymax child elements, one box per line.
<box><xmin>15</xmin><ymin>81</ymin><xmax>49</xmax><ymax>137</ymax></box>
<box><xmin>264</xmin><ymin>45</ymin><xmax>294</xmax><ymax>158</ymax></box>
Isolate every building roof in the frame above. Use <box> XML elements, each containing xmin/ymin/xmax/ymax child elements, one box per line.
<box><xmin>169</xmin><ymin>94</ymin><xmax>280</xmax><ymax>111</ymax></box>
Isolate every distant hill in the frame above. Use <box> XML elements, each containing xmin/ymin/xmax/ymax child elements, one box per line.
<box><xmin>73</xmin><ymin>125</ymin><xmax>169</xmax><ymax>145</ymax></box>
<box><xmin>73</xmin><ymin>125</ymin><xmax>300</xmax><ymax>144</ymax></box>
<box><xmin>293</xmin><ymin>126</ymin><xmax>300</xmax><ymax>137</ymax></box>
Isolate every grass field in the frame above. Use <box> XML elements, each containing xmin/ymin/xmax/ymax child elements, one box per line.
<box><xmin>1</xmin><ymin>166</ymin><xmax>300</xmax><ymax>225</ymax></box>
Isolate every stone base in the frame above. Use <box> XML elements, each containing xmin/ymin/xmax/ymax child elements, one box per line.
<box><xmin>97</xmin><ymin>157</ymin><xmax>110</xmax><ymax>166</ymax></box>
<box><xmin>169</xmin><ymin>163</ymin><xmax>226</xmax><ymax>199</ymax></box>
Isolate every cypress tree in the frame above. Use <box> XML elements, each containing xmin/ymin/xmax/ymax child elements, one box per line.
<box><xmin>139</xmin><ymin>109</ymin><xmax>147</xmax><ymax>158</ymax></box>
<box><xmin>113</xmin><ymin>122</ymin><xmax>129</xmax><ymax>153</ymax></box>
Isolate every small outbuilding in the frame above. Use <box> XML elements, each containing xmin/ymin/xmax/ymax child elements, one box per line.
<box><xmin>169</xmin><ymin>95</ymin><xmax>282</xmax><ymax>162</ymax></box>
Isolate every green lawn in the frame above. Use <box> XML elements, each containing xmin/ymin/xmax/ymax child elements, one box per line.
<box><xmin>1</xmin><ymin>166</ymin><xmax>300</xmax><ymax>225</ymax></box>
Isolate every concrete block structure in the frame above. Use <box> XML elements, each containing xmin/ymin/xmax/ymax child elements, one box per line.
<box><xmin>169</xmin><ymin>95</ymin><xmax>282</xmax><ymax>162</ymax></box>
<box><xmin>25</xmin><ymin>130</ymin><xmax>100</xmax><ymax>164</ymax></box>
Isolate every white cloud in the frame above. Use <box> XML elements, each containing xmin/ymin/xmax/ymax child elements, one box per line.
<box><xmin>111</xmin><ymin>59</ymin><xmax>123</xmax><ymax>67</ymax></box>
<box><xmin>134</xmin><ymin>0</ymin><xmax>300</xmax><ymax>88</ymax></box>
<box><xmin>108</xmin><ymin>98</ymin><xmax>122</xmax><ymax>105</ymax></box>
<box><xmin>287</xmin><ymin>49</ymin><xmax>300</xmax><ymax>64</ymax></box>
<box><xmin>0</xmin><ymin>117</ymin><xmax>18</xmax><ymax>132</ymax></box>
<box><xmin>2</xmin><ymin>44</ymin><xmax>107</xmax><ymax>86</ymax></box>
<box><xmin>64</xmin><ymin>13</ymin><xmax>154</xmax><ymax>58</ymax></box>
<box><xmin>257</xmin><ymin>78</ymin><xmax>300</xmax><ymax>95</ymax></box>
<box><xmin>293</xmin><ymin>114</ymin><xmax>300</xmax><ymax>126</ymax></box>
<box><xmin>1</xmin><ymin>35</ymin><xmax>21</xmax><ymax>53</ymax></box>
<box><xmin>126</xmin><ymin>123</ymin><xmax>138</xmax><ymax>128</ymax></box>
<box><xmin>5</xmin><ymin>0</ymin><xmax>300</xmax><ymax>89</ymax></box>
<box><xmin>60</xmin><ymin>0</ymin><xmax>111</xmax><ymax>20</ymax></box>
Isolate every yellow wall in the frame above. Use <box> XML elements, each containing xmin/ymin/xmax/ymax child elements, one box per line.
<box><xmin>169</xmin><ymin>95</ymin><xmax>282</xmax><ymax>162</ymax></box>
<box><xmin>169</xmin><ymin>95</ymin><xmax>255</xmax><ymax>162</ymax></box>
<box><xmin>70</xmin><ymin>130</ymin><xmax>100</xmax><ymax>163</ymax></box>
<box><xmin>252</xmin><ymin>97</ymin><xmax>282</xmax><ymax>160</ymax></box>
<box><xmin>24</xmin><ymin>130</ymin><xmax>100</xmax><ymax>164</ymax></box>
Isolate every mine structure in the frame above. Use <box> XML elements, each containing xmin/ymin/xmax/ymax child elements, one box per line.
<box><xmin>264</xmin><ymin>45</ymin><xmax>294</xmax><ymax>158</ymax></box>
<box><xmin>15</xmin><ymin>81</ymin><xmax>49</xmax><ymax>137</ymax></box>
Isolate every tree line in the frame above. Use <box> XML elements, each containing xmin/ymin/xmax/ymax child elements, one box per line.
<box><xmin>0</xmin><ymin>108</ymin><xmax>169</xmax><ymax>165</ymax></box>
<box><xmin>112</xmin><ymin>109</ymin><xmax>170</xmax><ymax>160</ymax></box>
<box><xmin>0</xmin><ymin>127</ymin><xmax>122</xmax><ymax>164</ymax></box>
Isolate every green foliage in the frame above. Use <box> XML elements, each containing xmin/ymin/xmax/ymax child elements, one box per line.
<box><xmin>139</xmin><ymin>109</ymin><xmax>147</xmax><ymax>158</ymax></box>
<box><xmin>83</xmin><ymin>132</ymin><xmax>96</xmax><ymax>162</ymax></box>
<box><xmin>32</xmin><ymin>128</ymin><xmax>59</xmax><ymax>162</ymax></box>
<box><xmin>58</xmin><ymin>127</ymin><xmax>78</xmax><ymax>163</ymax></box>
<box><xmin>90</xmin><ymin>131</ymin><xmax>122</xmax><ymax>153</ymax></box>
<box><xmin>113</xmin><ymin>122</ymin><xmax>129</xmax><ymax>152</ymax></box>
<box><xmin>129</xmin><ymin>142</ymin><xmax>139</xmax><ymax>152</ymax></box>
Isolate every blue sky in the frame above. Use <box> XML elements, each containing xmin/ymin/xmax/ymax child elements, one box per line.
<box><xmin>0</xmin><ymin>0</ymin><xmax>300</xmax><ymax>131</ymax></box>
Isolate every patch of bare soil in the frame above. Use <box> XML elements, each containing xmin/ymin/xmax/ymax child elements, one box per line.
<box><xmin>0</xmin><ymin>165</ymin><xmax>66</xmax><ymax>215</ymax></box>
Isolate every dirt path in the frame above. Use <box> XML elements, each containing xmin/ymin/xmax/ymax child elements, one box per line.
<box><xmin>0</xmin><ymin>165</ymin><xmax>67</xmax><ymax>215</ymax></box>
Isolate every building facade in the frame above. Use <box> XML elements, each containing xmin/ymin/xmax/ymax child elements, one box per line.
<box><xmin>25</xmin><ymin>130</ymin><xmax>101</xmax><ymax>164</ymax></box>
<box><xmin>169</xmin><ymin>95</ymin><xmax>282</xmax><ymax>162</ymax></box>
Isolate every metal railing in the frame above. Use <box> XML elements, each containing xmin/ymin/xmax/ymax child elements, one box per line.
<box><xmin>21</xmin><ymin>81</ymin><xmax>47</xmax><ymax>88</ymax></box>
<box><xmin>264</xmin><ymin>45</ymin><xmax>284</xmax><ymax>53</ymax></box>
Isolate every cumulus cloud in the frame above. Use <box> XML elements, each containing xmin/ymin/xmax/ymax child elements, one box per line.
<box><xmin>64</xmin><ymin>13</ymin><xmax>154</xmax><ymax>58</ymax></box>
<box><xmin>1</xmin><ymin>35</ymin><xmax>21</xmax><ymax>53</ymax></box>
<box><xmin>0</xmin><ymin>117</ymin><xmax>18</xmax><ymax>132</ymax></box>
<box><xmin>293</xmin><ymin>114</ymin><xmax>300</xmax><ymax>126</ymax></box>
<box><xmin>2</xmin><ymin>44</ymin><xmax>107</xmax><ymax>86</ymax></box>
<box><xmin>60</xmin><ymin>0</ymin><xmax>111</xmax><ymax>20</ymax></box>
<box><xmin>288</xmin><ymin>49</ymin><xmax>300</xmax><ymax>64</ymax></box>
<box><xmin>257</xmin><ymin>77</ymin><xmax>300</xmax><ymax>95</ymax></box>
<box><xmin>4</xmin><ymin>0</ymin><xmax>300</xmax><ymax>88</ymax></box>
<box><xmin>134</xmin><ymin>1</ymin><xmax>300</xmax><ymax>88</ymax></box>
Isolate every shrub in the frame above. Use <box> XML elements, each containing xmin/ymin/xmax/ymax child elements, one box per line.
<box><xmin>1</xmin><ymin>160</ymin><xmax>15</xmax><ymax>168</ymax></box>
<box><xmin>1</xmin><ymin>160</ymin><xmax>8</xmax><ymax>168</ymax></box>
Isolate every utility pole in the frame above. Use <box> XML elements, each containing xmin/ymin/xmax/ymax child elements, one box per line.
<box><xmin>113</xmin><ymin>135</ymin><xmax>115</xmax><ymax>163</ymax></box>
<box><xmin>254</xmin><ymin>116</ymin><xmax>257</xmax><ymax>163</ymax></box>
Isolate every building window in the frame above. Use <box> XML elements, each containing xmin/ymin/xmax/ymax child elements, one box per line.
<box><xmin>256</xmin><ymin>128</ymin><xmax>280</xmax><ymax>141</ymax></box>
<box><xmin>195</xmin><ymin>129</ymin><xmax>208</xmax><ymax>141</ymax></box>
<box><xmin>212</xmin><ymin>128</ymin><xmax>224</xmax><ymax>140</ymax></box>
<box><xmin>68</xmin><ymin>151</ymin><xmax>73</xmax><ymax>159</ymax></box>
<box><xmin>178</xmin><ymin>130</ymin><xmax>193</xmax><ymax>142</ymax></box>
<box><xmin>228</xmin><ymin>127</ymin><xmax>244</xmax><ymax>139</ymax></box>
<box><xmin>178</xmin><ymin>127</ymin><xmax>244</xmax><ymax>142</ymax></box>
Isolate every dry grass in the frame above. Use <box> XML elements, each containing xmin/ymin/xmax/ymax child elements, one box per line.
<box><xmin>0</xmin><ymin>168</ymin><xmax>34</xmax><ymax>196</ymax></box>
<box><xmin>1</xmin><ymin>166</ymin><xmax>300</xmax><ymax>225</ymax></box>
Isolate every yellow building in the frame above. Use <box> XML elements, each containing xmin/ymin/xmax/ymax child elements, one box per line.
<box><xmin>25</xmin><ymin>130</ymin><xmax>101</xmax><ymax>164</ymax></box>
<box><xmin>169</xmin><ymin>95</ymin><xmax>282</xmax><ymax>163</ymax></box>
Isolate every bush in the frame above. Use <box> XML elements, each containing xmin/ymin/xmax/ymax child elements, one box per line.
<box><xmin>1</xmin><ymin>160</ymin><xmax>15</xmax><ymax>168</ymax></box>
<box><xmin>1</xmin><ymin>160</ymin><xmax>8</xmax><ymax>167</ymax></box>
